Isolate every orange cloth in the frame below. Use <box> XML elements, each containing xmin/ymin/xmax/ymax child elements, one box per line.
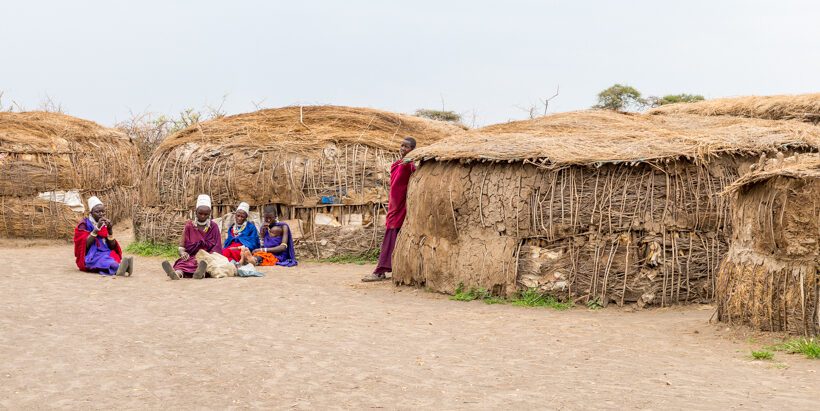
<box><xmin>252</xmin><ymin>251</ymin><xmax>279</xmax><ymax>266</ymax></box>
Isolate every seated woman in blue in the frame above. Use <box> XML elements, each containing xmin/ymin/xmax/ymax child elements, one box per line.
<box><xmin>221</xmin><ymin>202</ymin><xmax>260</xmax><ymax>264</ymax></box>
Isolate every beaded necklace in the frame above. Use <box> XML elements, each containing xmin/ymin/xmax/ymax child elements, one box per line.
<box><xmin>231</xmin><ymin>222</ymin><xmax>247</xmax><ymax>237</ymax></box>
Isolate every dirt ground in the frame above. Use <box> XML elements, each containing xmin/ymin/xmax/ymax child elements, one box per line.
<box><xmin>0</xmin><ymin>227</ymin><xmax>818</xmax><ymax>409</ymax></box>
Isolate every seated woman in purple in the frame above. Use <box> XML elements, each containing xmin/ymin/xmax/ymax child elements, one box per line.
<box><xmin>251</xmin><ymin>205</ymin><xmax>297</xmax><ymax>267</ymax></box>
<box><xmin>161</xmin><ymin>194</ymin><xmax>223</xmax><ymax>280</ymax></box>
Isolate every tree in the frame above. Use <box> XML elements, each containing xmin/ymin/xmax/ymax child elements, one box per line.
<box><xmin>414</xmin><ymin>109</ymin><xmax>462</xmax><ymax>123</ymax></box>
<box><xmin>593</xmin><ymin>84</ymin><xmax>646</xmax><ymax>111</ymax></box>
<box><xmin>647</xmin><ymin>93</ymin><xmax>705</xmax><ymax>107</ymax></box>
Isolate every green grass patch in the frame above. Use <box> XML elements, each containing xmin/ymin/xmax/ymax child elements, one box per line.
<box><xmin>311</xmin><ymin>249</ymin><xmax>380</xmax><ymax>265</ymax></box>
<box><xmin>510</xmin><ymin>288</ymin><xmax>573</xmax><ymax>310</ymax></box>
<box><xmin>124</xmin><ymin>241</ymin><xmax>178</xmax><ymax>259</ymax></box>
<box><xmin>450</xmin><ymin>284</ymin><xmax>490</xmax><ymax>302</ymax></box>
<box><xmin>447</xmin><ymin>285</ymin><xmax>573</xmax><ymax>310</ymax></box>
<box><xmin>751</xmin><ymin>350</ymin><xmax>774</xmax><ymax>360</ymax></box>
<box><xmin>482</xmin><ymin>296</ymin><xmax>506</xmax><ymax>305</ymax></box>
<box><xmin>586</xmin><ymin>297</ymin><xmax>604</xmax><ymax>310</ymax></box>
<box><xmin>770</xmin><ymin>338</ymin><xmax>820</xmax><ymax>359</ymax></box>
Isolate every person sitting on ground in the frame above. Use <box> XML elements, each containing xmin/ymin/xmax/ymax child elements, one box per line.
<box><xmin>252</xmin><ymin>205</ymin><xmax>298</xmax><ymax>267</ymax></box>
<box><xmin>222</xmin><ymin>202</ymin><xmax>260</xmax><ymax>265</ymax></box>
<box><xmin>73</xmin><ymin>196</ymin><xmax>133</xmax><ymax>276</ymax></box>
<box><xmin>162</xmin><ymin>194</ymin><xmax>222</xmax><ymax>280</ymax></box>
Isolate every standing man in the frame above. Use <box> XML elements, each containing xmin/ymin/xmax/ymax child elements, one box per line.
<box><xmin>362</xmin><ymin>137</ymin><xmax>416</xmax><ymax>282</ymax></box>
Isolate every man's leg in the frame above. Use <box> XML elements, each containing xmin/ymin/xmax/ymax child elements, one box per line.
<box><xmin>362</xmin><ymin>228</ymin><xmax>399</xmax><ymax>282</ymax></box>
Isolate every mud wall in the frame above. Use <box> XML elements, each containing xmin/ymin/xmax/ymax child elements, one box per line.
<box><xmin>716</xmin><ymin>176</ymin><xmax>819</xmax><ymax>335</ymax></box>
<box><xmin>394</xmin><ymin>158</ymin><xmax>746</xmax><ymax>306</ymax></box>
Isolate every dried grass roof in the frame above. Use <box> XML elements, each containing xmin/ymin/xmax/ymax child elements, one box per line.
<box><xmin>649</xmin><ymin>93</ymin><xmax>820</xmax><ymax>123</ymax></box>
<box><xmin>410</xmin><ymin>110</ymin><xmax>820</xmax><ymax>167</ymax></box>
<box><xmin>724</xmin><ymin>153</ymin><xmax>820</xmax><ymax>193</ymax></box>
<box><xmin>0</xmin><ymin>111</ymin><xmax>129</xmax><ymax>153</ymax></box>
<box><xmin>157</xmin><ymin>105</ymin><xmax>465</xmax><ymax>153</ymax></box>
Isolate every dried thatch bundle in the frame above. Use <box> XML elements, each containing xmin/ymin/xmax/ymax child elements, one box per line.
<box><xmin>393</xmin><ymin>110</ymin><xmax>820</xmax><ymax>306</ymax></box>
<box><xmin>649</xmin><ymin>93</ymin><xmax>820</xmax><ymax>124</ymax></box>
<box><xmin>0</xmin><ymin>112</ymin><xmax>139</xmax><ymax>239</ymax></box>
<box><xmin>716</xmin><ymin>153</ymin><xmax>819</xmax><ymax>335</ymax></box>
<box><xmin>136</xmin><ymin>106</ymin><xmax>462</xmax><ymax>255</ymax></box>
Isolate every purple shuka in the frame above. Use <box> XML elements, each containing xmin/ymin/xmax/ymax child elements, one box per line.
<box><xmin>81</xmin><ymin>218</ymin><xmax>120</xmax><ymax>275</ymax></box>
<box><xmin>263</xmin><ymin>222</ymin><xmax>297</xmax><ymax>267</ymax></box>
<box><xmin>173</xmin><ymin>220</ymin><xmax>223</xmax><ymax>273</ymax></box>
<box><xmin>373</xmin><ymin>228</ymin><xmax>399</xmax><ymax>275</ymax></box>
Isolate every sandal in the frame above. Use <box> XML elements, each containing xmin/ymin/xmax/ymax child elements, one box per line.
<box><xmin>361</xmin><ymin>273</ymin><xmax>387</xmax><ymax>282</ymax></box>
<box><xmin>193</xmin><ymin>260</ymin><xmax>208</xmax><ymax>279</ymax></box>
<box><xmin>162</xmin><ymin>261</ymin><xmax>180</xmax><ymax>280</ymax></box>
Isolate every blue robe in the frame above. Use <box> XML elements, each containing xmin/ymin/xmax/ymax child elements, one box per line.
<box><xmin>224</xmin><ymin>222</ymin><xmax>260</xmax><ymax>251</ymax></box>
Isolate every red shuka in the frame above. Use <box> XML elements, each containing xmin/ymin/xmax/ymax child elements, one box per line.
<box><xmin>385</xmin><ymin>160</ymin><xmax>416</xmax><ymax>229</ymax></box>
<box><xmin>73</xmin><ymin>222</ymin><xmax>123</xmax><ymax>272</ymax></box>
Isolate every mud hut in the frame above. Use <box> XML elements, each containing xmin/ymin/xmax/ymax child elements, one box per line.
<box><xmin>392</xmin><ymin>110</ymin><xmax>820</xmax><ymax>307</ymax></box>
<box><xmin>136</xmin><ymin>105</ymin><xmax>462</xmax><ymax>257</ymax></box>
<box><xmin>649</xmin><ymin>93</ymin><xmax>820</xmax><ymax>124</ymax></box>
<box><xmin>716</xmin><ymin>153</ymin><xmax>819</xmax><ymax>335</ymax></box>
<box><xmin>0</xmin><ymin>111</ymin><xmax>140</xmax><ymax>239</ymax></box>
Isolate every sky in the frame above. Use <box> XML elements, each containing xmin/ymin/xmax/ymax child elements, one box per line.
<box><xmin>1</xmin><ymin>0</ymin><xmax>819</xmax><ymax>127</ymax></box>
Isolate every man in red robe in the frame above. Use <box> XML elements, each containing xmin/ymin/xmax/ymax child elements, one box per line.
<box><xmin>362</xmin><ymin>137</ymin><xmax>416</xmax><ymax>282</ymax></box>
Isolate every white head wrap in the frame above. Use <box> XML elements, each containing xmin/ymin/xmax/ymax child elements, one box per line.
<box><xmin>196</xmin><ymin>194</ymin><xmax>212</xmax><ymax>209</ymax></box>
<box><xmin>87</xmin><ymin>196</ymin><xmax>103</xmax><ymax>212</ymax></box>
<box><xmin>236</xmin><ymin>202</ymin><xmax>250</xmax><ymax>215</ymax></box>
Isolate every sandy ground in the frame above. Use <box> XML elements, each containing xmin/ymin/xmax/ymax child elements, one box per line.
<box><xmin>0</xmin><ymin>228</ymin><xmax>818</xmax><ymax>410</ymax></box>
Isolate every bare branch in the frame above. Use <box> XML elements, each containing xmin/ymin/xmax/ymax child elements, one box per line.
<box><xmin>38</xmin><ymin>94</ymin><xmax>64</xmax><ymax>113</ymax></box>
<box><xmin>538</xmin><ymin>84</ymin><xmax>560</xmax><ymax>116</ymax></box>
<box><xmin>251</xmin><ymin>98</ymin><xmax>267</xmax><ymax>110</ymax></box>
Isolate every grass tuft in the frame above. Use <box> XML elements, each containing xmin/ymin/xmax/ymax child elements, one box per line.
<box><xmin>450</xmin><ymin>284</ymin><xmax>489</xmax><ymax>302</ymax></box>
<box><xmin>751</xmin><ymin>350</ymin><xmax>774</xmax><ymax>360</ymax></box>
<box><xmin>124</xmin><ymin>241</ymin><xmax>179</xmax><ymax>259</ymax></box>
<box><xmin>586</xmin><ymin>297</ymin><xmax>604</xmax><ymax>310</ymax></box>
<box><xmin>770</xmin><ymin>338</ymin><xmax>820</xmax><ymax>359</ymax></box>
<box><xmin>510</xmin><ymin>288</ymin><xmax>573</xmax><ymax>310</ymax></box>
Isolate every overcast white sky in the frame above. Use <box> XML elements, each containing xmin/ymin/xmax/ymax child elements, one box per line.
<box><xmin>1</xmin><ymin>0</ymin><xmax>819</xmax><ymax>127</ymax></box>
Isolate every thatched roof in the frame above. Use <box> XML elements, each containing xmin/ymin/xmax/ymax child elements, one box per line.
<box><xmin>0</xmin><ymin>111</ymin><xmax>130</xmax><ymax>153</ymax></box>
<box><xmin>724</xmin><ymin>153</ymin><xmax>820</xmax><ymax>193</ymax></box>
<box><xmin>649</xmin><ymin>93</ymin><xmax>820</xmax><ymax>123</ymax></box>
<box><xmin>410</xmin><ymin>110</ymin><xmax>820</xmax><ymax>167</ymax></box>
<box><xmin>157</xmin><ymin>105</ymin><xmax>465</xmax><ymax>153</ymax></box>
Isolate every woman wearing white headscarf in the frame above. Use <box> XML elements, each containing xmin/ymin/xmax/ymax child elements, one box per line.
<box><xmin>73</xmin><ymin>196</ymin><xmax>133</xmax><ymax>276</ymax></box>
<box><xmin>221</xmin><ymin>201</ymin><xmax>260</xmax><ymax>264</ymax></box>
<box><xmin>162</xmin><ymin>194</ymin><xmax>223</xmax><ymax>280</ymax></box>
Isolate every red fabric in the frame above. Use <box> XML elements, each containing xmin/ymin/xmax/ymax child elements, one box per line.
<box><xmin>73</xmin><ymin>222</ymin><xmax>122</xmax><ymax>272</ymax></box>
<box><xmin>385</xmin><ymin>160</ymin><xmax>415</xmax><ymax>229</ymax></box>
<box><xmin>222</xmin><ymin>241</ymin><xmax>243</xmax><ymax>262</ymax></box>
